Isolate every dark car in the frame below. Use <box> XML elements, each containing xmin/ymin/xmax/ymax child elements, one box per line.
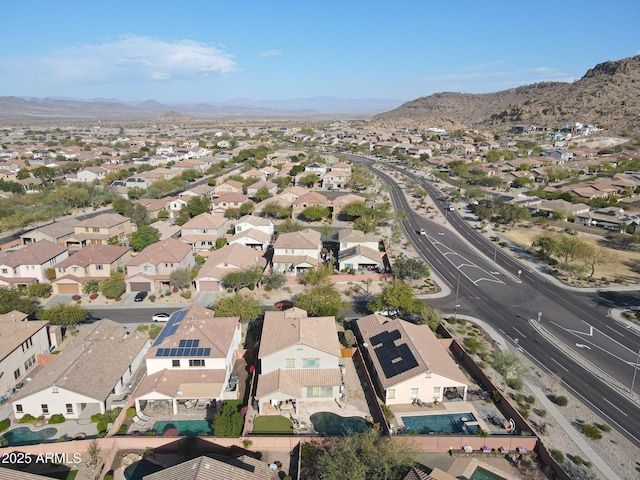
<box><xmin>134</xmin><ymin>291</ymin><xmax>148</xmax><ymax>302</ymax></box>
<box><xmin>275</xmin><ymin>301</ymin><xmax>294</xmax><ymax>310</ymax></box>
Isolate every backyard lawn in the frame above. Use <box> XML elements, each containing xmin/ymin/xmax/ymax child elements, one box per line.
<box><xmin>252</xmin><ymin>415</ymin><xmax>293</xmax><ymax>434</ymax></box>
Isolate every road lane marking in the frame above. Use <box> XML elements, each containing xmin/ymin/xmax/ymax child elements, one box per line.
<box><xmin>550</xmin><ymin>357</ymin><xmax>569</xmax><ymax>372</ymax></box>
<box><xmin>512</xmin><ymin>327</ymin><xmax>527</xmax><ymax>338</ymax></box>
<box><xmin>602</xmin><ymin>397</ymin><xmax>628</xmax><ymax>417</ymax></box>
<box><xmin>604</xmin><ymin>324</ymin><xmax>625</xmax><ymax>336</ymax></box>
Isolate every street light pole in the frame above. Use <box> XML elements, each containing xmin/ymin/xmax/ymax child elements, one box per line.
<box><xmin>454</xmin><ymin>274</ymin><xmax>460</xmax><ymax>317</ymax></box>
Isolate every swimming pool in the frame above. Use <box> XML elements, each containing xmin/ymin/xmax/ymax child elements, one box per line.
<box><xmin>310</xmin><ymin>412</ymin><xmax>369</xmax><ymax>435</ymax></box>
<box><xmin>401</xmin><ymin>412</ymin><xmax>478</xmax><ymax>434</ymax></box>
<box><xmin>470</xmin><ymin>466</ymin><xmax>507</xmax><ymax>480</ymax></box>
<box><xmin>2</xmin><ymin>426</ymin><xmax>58</xmax><ymax>446</ymax></box>
<box><xmin>124</xmin><ymin>459</ymin><xmax>164</xmax><ymax>480</ymax></box>
<box><xmin>152</xmin><ymin>420</ymin><xmax>213</xmax><ymax>436</ymax></box>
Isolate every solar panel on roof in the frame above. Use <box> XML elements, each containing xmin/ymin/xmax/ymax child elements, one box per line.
<box><xmin>370</xmin><ymin>330</ymin><xmax>419</xmax><ymax>379</ymax></box>
<box><xmin>176</xmin><ymin>348</ymin><xmax>184</xmax><ymax>356</ymax></box>
<box><xmin>152</xmin><ymin>310</ymin><xmax>188</xmax><ymax>347</ymax></box>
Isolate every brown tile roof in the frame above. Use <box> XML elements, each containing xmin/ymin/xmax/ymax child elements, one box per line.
<box><xmin>144</xmin><ymin>455</ymin><xmax>272</xmax><ymax>480</ymax></box>
<box><xmin>75</xmin><ymin>212</ymin><xmax>129</xmax><ymax>229</ymax></box>
<box><xmin>356</xmin><ymin>315</ymin><xmax>468</xmax><ymax>389</ymax></box>
<box><xmin>0</xmin><ymin>240</ymin><xmax>67</xmax><ymax>267</ymax></box>
<box><xmin>127</xmin><ymin>238</ymin><xmax>193</xmax><ymax>266</ymax></box>
<box><xmin>135</xmin><ymin>368</ymin><xmax>226</xmax><ymax>399</ymax></box>
<box><xmin>337</xmin><ymin>228</ymin><xmax>379</xmax><ymax>243</ymax></box>
<box><xmin>259</xmin><ymin>310</ymin><xmax>341</xmax><ymax>358</ymax></box>
<box><xmin>0</xmin><ymin>466</ymin><xmax>57</xmax><ymax>480</ymax></box>
<box><xmin>11</xmin><ymin>319</ymin><xmax>149</xmax><ymax>402</ymax></box>
<box><xmin>255</xmin><ymin>368</ymin><xmax>342</xmax><ymax>398</ymax></box>
<box><xmin>270</xmin><ymin>254</ymin><xmax>319</xmax><ymax>268</ymax></box>
<box><xmin>229</xmin><ymin>228</ymin><xmax>270</xmax><ymax>244</ymax></box>
<box><xmin>273</xmin><ymin>228</ymin><xmax>321</xmax><ymax>250</ymax></box>
<box><xmin>292</xmin><ymin>191</ymin><xmax>328</xmax><ymax>206</ymax></box>
<box><xmin>181</xmin><ymin>213</ymin><xmax>228</xmax><ymax>230</ymax></box>
<box><xmin>211</xmin><ymin>192</ymin><xmax>248</xmax><ymax>204</ymax></box>
<box><xmin>20</xmin><ymin>218</ymin><xmax>77</xmax><ymax>240</ymax></box>
<box><xmin>55</xmin><ymin>245</ymin><xmax>131</xmax><ymax>268</ymax></box>
<box><xmin>146</xmin><ymin>306</ymin><xmax>239</xmax><ymax>359</ymax></box>
<box><xmin>195</xmin><ymin>244</ymin><xmax>267</xmax><ymax>282</ymax></box>
<box><xmin>0</xmin><ymin>313</ymin><xmax>46</xmax><ymax>361</ymax></box>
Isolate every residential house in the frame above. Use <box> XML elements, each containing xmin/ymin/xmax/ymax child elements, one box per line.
<box><xmin>126</xmin><ymin>238</ymin><xmax>195</xmax><ymax>293</ymax></box>
<box><xmin>75</xmin><ymin>166</ymin><xmax>108</xmax><ymax>183</ymax></box>
<box><xmin>330</xmin><ymin>161</ymin><xmax>352</xmax><ymax>173</ymax></box>
<box><xmin>321</xmin><ymin>170</ymin><xmax>350</xmax><ymax>190</ymax></box>
<box><xmin>336</xmin><ymin>229</ymin><xmax>383</xmax><ymax>272</ymax></box>
<box><xmin>137</xmin><ymin>197</ymin><xmax>175</xmax><ymax>220</ymax></box>
<box><xmin>52</xmin><ymin>245</ymin><xmax>132</xmax><ymax>295</ymax></box>
<box><xmin>291</xmin><ymin>191</ymin><xmax>328</xmax><ymax>217</ymax></box>
<box><xmin>0</xmin><ymin>311</ymin><xmax>50</xmax><ymax>390</ymax></box>
<box><xmin>254</xmin><ymin>308</ymin><xmax>342</xmax><ymax>415</ymax></box>
<box><xmin>247</xmin><ymin>180</ymin><xmax>278</xmax><ymax>198</ymax></box>
<box><xmin>210</xmin><ymin>192</ymin><xmax>249</xmax><ymax>216</ymax></box>
<box><xmin>214</xmin><ymin>179</ymin><xmax>244</xmax><ymax>195</ymax></box>
<box><xmin>528</xmin><ymin>199</ymin><xmax>590</xmax><ymax>218</ymax></box>
<box><xmin>0</xmin><ymin>240</ymin><xmax>68</xmax><ymax>288</ymax></box>
<box><xmin>179</xmin><ymin>184</ymin><xmax>215</xmax><ymax>200</ymax></box>
<box><xmin>11</xmin><ymin>319</ymin><xmax>149</xmax><ymax>420</ymax></box>
<box><xmin>230</xmin><ymin>215</ymin><xmax>275</xmax><ymax>237</ymax></box>
<box><xmin>143</xmin><ymin>455</ymin><xmax>272</xmax><ymax>480</ymax></box>
<box><xmin>194</xmin><ymin>243</ymin><xmax>267</xmax><ymax>292</ymax></box>
<box><xmin>168</xmin><ymin>197</ymin><xmax>188</xmax><ymax>219</ymax></box>
<box><xmin>355</xmin><ymin>315</ymin><xmax>468</xmax><ymax>405</ymax></box>
<box><xmin>179</xmin><ymin>213</ymin><xmax>229</xmax><ymax>252</ymax></box>
<box><xmin>240</xmin><ymin>168</ymin><xmax>267</xmax><ymax>182</ymax></box>
<box><xmin>451</xmin><ymin>144</ymin><xmax>476</xmax><ymax>156</ymax></box>
<box><xmin>575</xmin><ymin>207</ymin><xmax>628</xmax><ymax>230</ymax></box>
<box><xmin>279</xmin><ymin>186</ymin><xmax>308</xmax><ymax>202</ymax></box>
<box><xmin>20</xmin><ymin>218</ymin><xmax>77</xmax><ymax>245</ymax></box>
<box><xmin>272</xmin><ymin>228</ymin><xmax>322</xmax><ymax>275</ymax></box>
<box><xmin>65</xmin><ymin>213</ymin><xmax>132</xmax><ymax>250</ymax></box>
<box><xmin>134</xmin><ymin>306</ymin><xmax>241</xmax><ymax>414</ymax></box>
<box><xmin>304</xmin><ymin>163</ymin><xmax>327</xmax><ymax>176</ymax></box>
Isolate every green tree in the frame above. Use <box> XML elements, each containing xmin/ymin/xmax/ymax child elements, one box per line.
<box><xmin>368</xmin><ymin>280</ymin><xmax>421</xmax><ymax>317</ymax></box>
<box><xmin>100</xmin><ymin>271</ymin><xmax>126</xmax><ymax>299</ymax></box>
<box><xmin>215</xmin><ymin>237</ymin><xmax>227</xmax><ymax>249</ymax></box>
<box><xmin>347</xmin><ymin>164</ymin><xmax>375</xmax><ymax>191</ymax></box>
<box><xmin>261</xmin><ymin>271</ymin><xmax>286</xmax><ymax>291</ymax></box>
<box><xmin>239</xmin><ymin>201</ymin><xmax>254</xmax><ymax>216</ymax></box>
<box><xmin>531</xmin><ymin>233</ymin><xmax>558</xmax><ymax>261</ymax></box>
<box><xmin>212</xmin><ymin>293</ymin><xmax>262</xmax><ymax>322</ymax></box>
<box><xmin>112</xmin><ymin>197</ymin><xmax>134</xmax><ymax>217</ymax></box>
<box><xmin>82</xmin><ymin>280</ymin><xmax>100</xmax><ymax>295</ymax></box>
<box><xmin>170</xmin><ymin>268</ymin><xmax>192</xmax><ymax>290</ymax></box>
<box><xmin>130</xmin><ymin>225</ymin><xmax>160</xmax><ymax>252</ymax></box>
<box><xmin>221</xmin><ymin>266</ymin><xmax>264</xmax><ymax>292</ymax></box>
<box><xmin>183</xmin><ymin>195</ymin><xmax>211</xmax><ymax>217</ymax></box>
<box><xmin>253</xmin><ymin>186</ymin><xmax>272</xmax><ymax>202</ymax></box>
<box><xmin>294</xmin><ymin>283</ymin><xmax>347</xmax><ymax>317</ymax></box>
<box><xmin>312</xmin><ymin>431</ymin><xmax>416</xmax><ymax>480</ymax></box>
<box><xmin>0</xmin><ymin>287</ymin><xmax>38</xmax><ymax>315</ymax></box>
<box><xmin>301</xmin><ymin>205</ymin><xmax>331</xmax><ymax>222</ymax></box>
<box><xmin>278</xmin><ymin>219</ymin><xmax>304</xmax><ymax>233</ymax></box>
<box><xmin>341</xmin><ymin>201</ymin><xmax>369</xmax><ymax>221</ymax></box>
<box><xmin>416</xmin><ymin>304</ymin><xmax>443</xmax><ymax>330</ymax></box>
<box><xmin>212</xmin><ymin>400</ymin><xmax>244</xmax><ymax>437</ymax></box>
<box><xmin>26</xmin><ymin>283</ymin><xmax>52</xmax><ymax>298</ymax></box>
<box><xmin>131</xmin><ymin>203</ymin><xmax>150</xmax><ymax>226</ymax></box>
<box><xmin>299</xmin><ymin>173</ymin><xmax>319</xmax><ymax>187</ymax></box>
<box><xmin>37</xmin><ymin>303</ymin><xmax>88</xmax><ymax>325</ymax></box>
<box><xmin>300</xmin><ymin>264</ymin><xmax>334</xmax><ymax>286</ymax></box>
<box><xmin>262</xmin><ymin>202</ymin><xmax>290</xmax><ymax>219</ymax></box>
<box><xmin>392</xmin><ymin>255</ymin><xmax>430</xmax><ymax>284</ymax></box>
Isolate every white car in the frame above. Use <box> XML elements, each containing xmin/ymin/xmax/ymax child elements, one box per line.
<box><xmin>418</xmin><ymin>228</ymin><xmax>426</xmax><ymax>236</ymax></box>
<box><xmin>152</xmin><ymin>312</ymin><xmax>171</xmax><ymax>322</ymax></box>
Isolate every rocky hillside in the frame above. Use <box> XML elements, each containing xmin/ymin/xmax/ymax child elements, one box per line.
<box><xmin>374</xmin><ymin>55</ymin><xmax>640</xmax><ymax>134</ymax></box>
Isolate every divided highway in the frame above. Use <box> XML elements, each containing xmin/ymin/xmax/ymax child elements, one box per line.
<box><xmin>346</xmin><ymin>154</ymin><xmax>640</xmax><ymax>447</ymax></box>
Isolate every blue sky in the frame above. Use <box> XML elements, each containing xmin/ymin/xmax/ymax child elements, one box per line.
<box><xmin>1</xmin><ymin>1</ymin><xmax>638</xmax><ymax>103</ymax></box>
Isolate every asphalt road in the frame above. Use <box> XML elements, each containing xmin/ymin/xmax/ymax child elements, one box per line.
<box><xmin>345</xmin><ymin>153</ymin><xmax>640</xmax><ymax>447</ymax></box>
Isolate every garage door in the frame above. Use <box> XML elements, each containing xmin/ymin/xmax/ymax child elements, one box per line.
<box><xmin>129</xmin><ymin>282</ymin><xmax>151</xmax><ymax>292</ymax></box>
<box><xmin>57</xmin><ymin>283</ymin><xmax>80</xmax><ymax>294</ymax></box>
<box><xmin>197</xmin><ymin>281</ymin><xmax>219</xmax><ymax>291</ymax></box>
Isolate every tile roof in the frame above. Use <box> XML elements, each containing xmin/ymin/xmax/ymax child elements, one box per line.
<box><xmin>181</xmin><ymin>213</ymin><xmax>228</xmax><ymax>230</ymax></box>
<box><xmin>0</xmin><ymin>240</ymin><xmax>67</xmax><ymax>268</ymax></box>
<box><xmin>273</xmin><ymin>228</ymin><xmax>321</xmax><ymax>250</ymax></box>
<box><xmin>75</xmin><ymin>212</ymin><xmax>129</xmax><ymax>229</ymax></box>
<box><xmin>55</xmin><ymin>245</ymin><xmax>131</xmax><ymax>268</ymax></box>
<box><xmin>20</xmin><ymin>218</ymin><xmax>77</xmax><ymax>240</ymax></box>
<box><xmin>356</xmin><ymin>315</ymin><xmax>468</xmax><ymax>389</ymax></box>
<box><xmin>259</xmin><ymin>310</ymin><xmax>341</xmax><ymax>358</ymax></box>
<box><xmin>0</xmin><ymin>313</ymin><xmax>46</xmax><ymax>361</ymax></box>
<box><xmin>337</xmin><ymin>228</ymin><xmax>379</xmax><ymax>243</ymax></box>
<box><xmin>127</xmin><ymin>238</ymin><xmax>193</xmax><ymax>266</ymax></box>
<box><xmin>229</xmin><ymin>228</ymin><xmax>270</xmax><ymax>244</ymax></box>
<box><xmin>256</xmin><ymin>368</ymin><xmax>341</xmax><ymax>398</ymax></box>
<box><xmin>195</xmin><ymin>244</ymin><xmax>267</xmax><ymax>282</ymax></box>
<box><xmin>135</xmin><ymin>368</ymin><xmax>226</xmax><ymax>399</ymax></box>
<box><xmin>144</xmin><ymin>455</ymin><xmax>272</xmax><ymax>480</ymax></box>
<box><xmin>146</xmin><ymin>306</ymin><xmax>239</xmax><ymax>360</ymax></box>
<box><xmin>11</xmin><ymin>319</ymin><xmax>149</xmax><ymax>402</ymax></box>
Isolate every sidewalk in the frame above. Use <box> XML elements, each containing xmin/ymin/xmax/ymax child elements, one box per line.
<box><xmin>450</xmin><ymin>314</ymin><xmax>623</xmax><ymax>480</ymax></box>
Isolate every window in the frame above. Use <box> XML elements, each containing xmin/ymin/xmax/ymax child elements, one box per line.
<box><xmin>41</xmin><ymin>404</ymin><xmax>49</xmax><ymax>414</ymax></box>
<box><xmin>306</xmin><ymin>386</ymin><xmax>332</xmax><ymax>397</ymax></box>
<box><xmin>24</xmin><ymin>355</ymin><xmax>36</xmax><ymax>371</ymax></box>
<box><xmin>410</xmin><ymin>388</ymin><xmax>419</xmax><ymax>399</ymax></box>
<box><xmin>66</xmin><ymin>404</ymin><xmax>73</xmax><ymax>414</ymax></box>
<box><xmin>13</xmin><ymin>368</ymin><xmax>20</xmax><ymax>380</ymax></box>
<box><xmin>302</xmin><ymin>358</ymin><xmax>319</xmax><ymax>368</ymax></box>
<box><xmin>144</xmin><ymin>266</ymin><xmax>151</xmax><ymax>272</ymax></box>
<box><xmin>285</xmin><ymin>249</ymin><xmax>294</xmax><ymax>254</ymax></box>
<box><xmin>387</xmin><ymin>389</ymin><xmax>396</xmax><ymax>400</ymax></box>
<box><xmin>15</xmin><ymin>404</ymin><xmax>23</xmax><ymax>413</ymax></box>
<box><xmin>432</xmin><ymin>387</ymin><xmax>441</xmax><ymax>399</ymax></box>
<box><xmin>58</xmin><ymin>267</ymin><xmax>65</xmax><ymax>273</ymax></box>
<box><xmin>93</xmin><ymin>228</ymin><xmax>100</xmax><ymax>233</ymax></box>
<box><xmin>96</xmin><ymin>264</ymin><xmax>103</xmax><ymax>270</ymax></box>
<box><xmin>73</xmin><ymin>267</ymin><xmax>79</xmax><ymax>273</ymax></box>
<box><xmin>1</xmin><ymin>268</ymin><xmax>6</xmax><ymax>274</ymax></box>
<box><xmin>172</xmin><ymin>360</ymin><xmax>180</xmax><ymax>367</ymax></box>
<box><xmin>21</xmin><ymin>337</ymin><xmax>33</xmax><ymax>352</ymax></box>
<box><xmin>285</xmin><ymin>359</ymin><xmax>295</xmax><ymax>369</ymax></box>
<box><xmin>189</xmin><ymin>359</ymin><xmax>205</xmax><ymax>367</ymax></box>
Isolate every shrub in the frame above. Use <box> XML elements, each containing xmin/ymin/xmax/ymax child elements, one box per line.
<box><xmin>597</xmin><ymin>423</ymin><xmax>612</xmax><ymax>432</ymax></box>
<box><xmin>18</xmin><ymin>414</ymin><xmax>36</xmax><ymax>424</ymax></box>
<box><xmin>571</xmin><ymin>455</ymin><xmax>584</xmax><ymax>465</ymax></box>
<box><xmin>0</xmin><ymin>418</ymin><xmax>10</xmax><ymax>432</ymax></box>
<box><xmin>581</xmin><ymin>423</ymin><xmax>602</xmax><ymax>440</ymax></box>
<box><xmin>550</xmin><ymin>449</ymin><xmax>565</xmax><ymax>464</ymax></box>
<box><xmin>180</xmin><ymin>290</ymin><xmax>192</xmax><ymax>299</ymax></box>
<box><xmin>553</xmin><ymin>395</ymin><xmax>568</xmax><ymax>406</ymax></box>
<box><xmin>212</xmin><ymin>400</ymin><xmax>244</xmax><ymax>437</ymax></box>
<box><xmin>148</xmin><ymin>294</ymin><xmax>156</xmax><ymax>302</ymax></box>
<box><xmin>126</xmin><ymin>407</ymin><xmax>136</xmax><ymax>419</ymax></box>
<box><xmin>89</xmin><ymin>293</ymin><xmax>98</xmax><ymax>300</ymax></box>
<box><xmin>242</xmin><ymin>439</ymin><xmax>253</xmax><ymax>449</ymax></box>
<box><xmin>48</xmin><ymin>414</ymin><xmax>66</xmax><ymax>424</ymax></box>
<box><xmin>506</xmin><ymin>377</ymin><xmax>523</xmax><ymax>390</ymax></box>
<box><xmin>534</xmin><ymin>408</ymin><xmax>547</xmax><ymax>417</ymax></box>
<box><xmin>118</xmin><ymin>425</ymin><xmax>128</xmax><ymax>434</ymax></box>
<box><xmin>96</xmin><ymin>419</ymin><xmax>109</xmax><ymax>433</ymax></box>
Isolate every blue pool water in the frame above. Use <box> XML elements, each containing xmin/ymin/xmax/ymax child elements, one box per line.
<box><xmin>401</xmin><ymin>412</ymin><xmax>477</xmax><ymax>434</ymax></box>
<box><xmin>124</xmin><ymin>460</ymin><xmax>164</xmax><ymax>480</ymax></box>
<box><xmin>310</xmin><ymin>412</ymin><xmax>369</xmax><ymax>435</ymax></box>
<box><xmin>152</xmin><ymin>419</ymin><xmax>213</xmax><ymax>436</ymax></box>
<box><xmin>2</xmin><ymin>427</ymin><xmax>58</xmax><ymax>446</ymax></box>
<box><xmin>470</xmin><ymin>466</ymin><xmax>507</xmax><ymax>480</ymax></box>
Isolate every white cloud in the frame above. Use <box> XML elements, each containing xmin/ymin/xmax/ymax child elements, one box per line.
<box><xmin>261</xmin><ymin>49</ymin><xmax>282</xmax><ymax>57</ymax></box>
<box><xmin>3</xmin><ymin>35</ymin><xmax>238</xmax><ymax>87</ymax></box>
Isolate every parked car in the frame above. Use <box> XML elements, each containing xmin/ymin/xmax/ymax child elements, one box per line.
<box><xmin>134</xmin><ymin>291</ymin><xmax>148</xmax><ymax>302</ymax></box>
<box><xmin>275</xmin><ymin>301</ymin><xmax>294</xmax><ymax>310</ymax></box>
<box><xmin>152</xmin><ymin>312</ymin><xmax>171</xmax><ymax>322</ymax></box>
<box><xmin>373</xmin><ymin>309</ymin><xmax>398</xmax><ymax>317</ymax></box>
<box><xmin>418</xmin><ymin>228</ymin><xmax>426</xmax><ymax>236</ymax></box>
